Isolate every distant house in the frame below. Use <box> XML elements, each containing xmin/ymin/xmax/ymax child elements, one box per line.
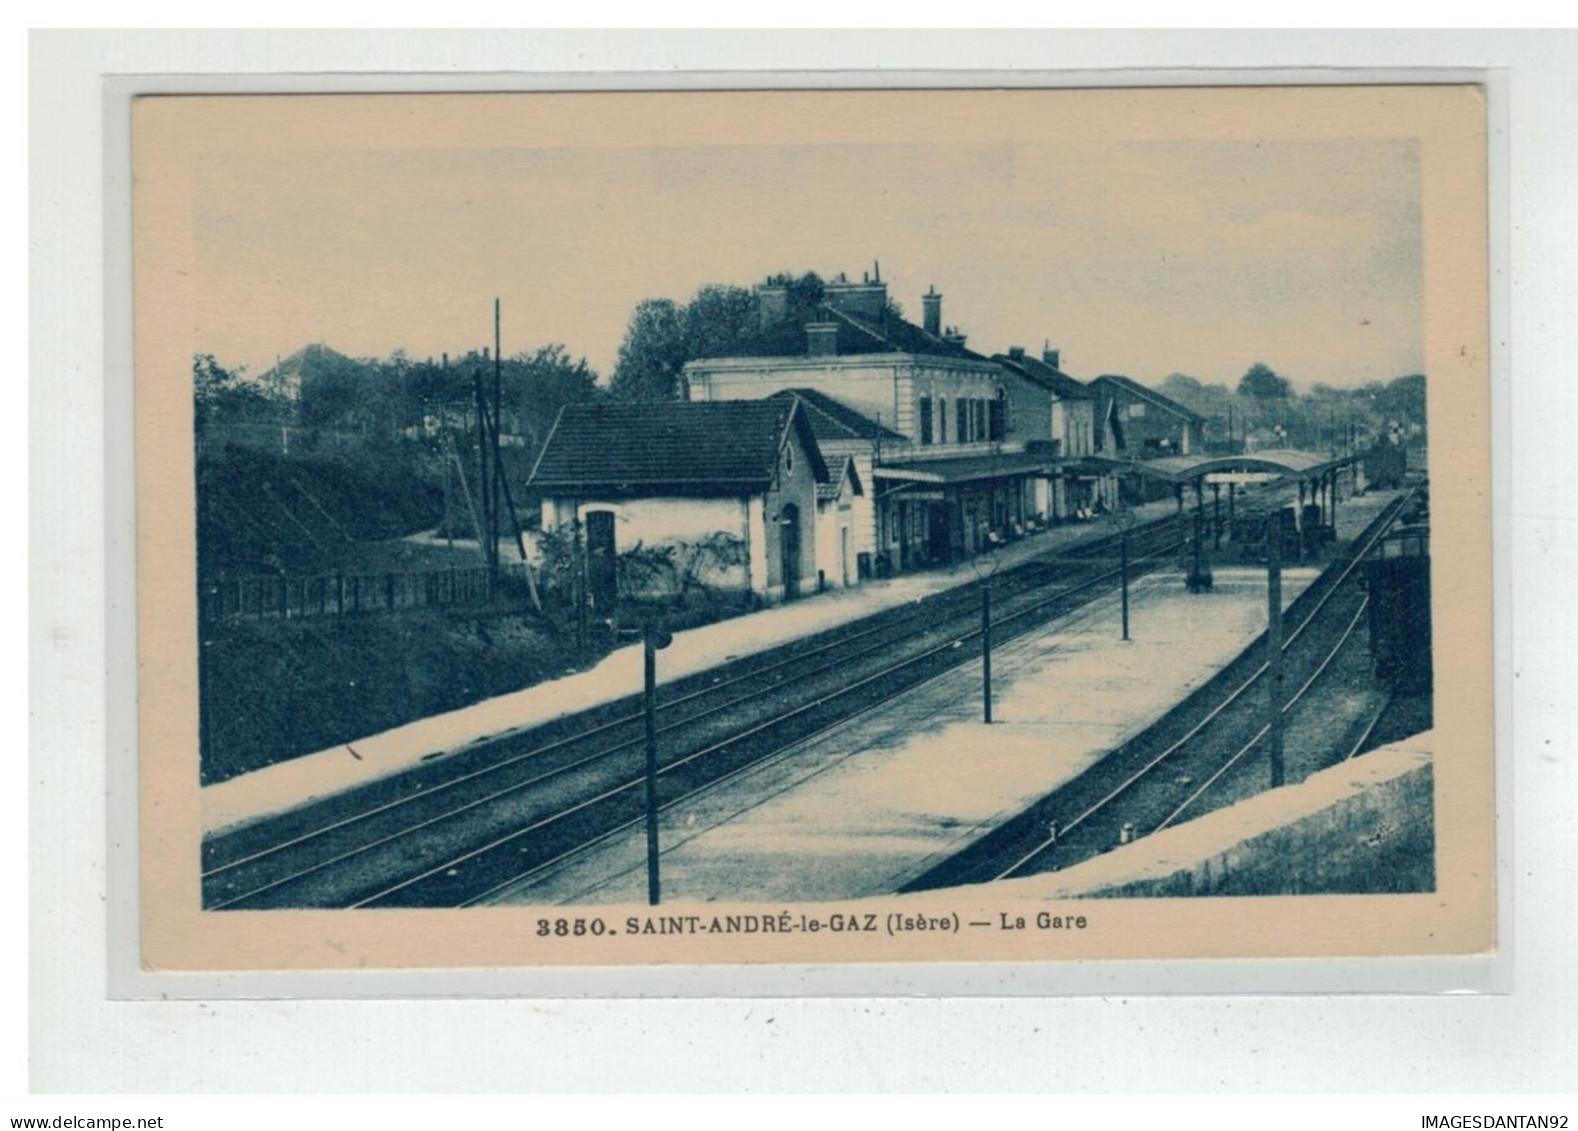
<box><xmin>1091</xmin><ymin>391</ymin><xmax>1126</xmax><ymax>457</ymax></box>
<box><xmin>1089</xmin><ymin>374</ymin><xmax>1207</xmax><ymax>457</ymax></box>
<box><xmin>526</xmin><ymin>399</ymin><xmax>830</xmax><ymax>607</ymax></box>
<box><xmin>992</xmin><ymin>345</ymin><xmax>1118</xmax><ymax>516</ymax></box>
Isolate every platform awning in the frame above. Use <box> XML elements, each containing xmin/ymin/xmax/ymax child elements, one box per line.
<box><xmin>873</xmin><ymin>450</ymin><xmax>1068</xmax><ymax>485</ymax></box>
<box><xmin>1115</xmin><ymin>449</ymin><xmax>1359</xmax><ymax>484</ymax></box>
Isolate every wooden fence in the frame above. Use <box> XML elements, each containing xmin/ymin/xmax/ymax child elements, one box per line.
<box><xmin>201</xmin><ymin>563</ymin><xmax>531</xmax><ymax>625</ymax></box>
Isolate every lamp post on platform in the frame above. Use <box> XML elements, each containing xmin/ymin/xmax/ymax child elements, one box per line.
<box><xmin>643</xmin><ymin>623</ymin><xmax>674</xmax><ymax>905</ymax></box>
<box><xmin>970</xmin><ymin>451</ymin><xmax>1005</xmax><ymax>724</ymax></box>
<box><xmin>1115</xmin><ymin>506</ymin><xmax>1135</xmax><ymax>642</ymax></box>
<box><xmin>1265</xmin><ymin>514</ymin><xmax>1286</xmax><ymax>788</ymax></box>
<box><xmin>970</xmin><ymin>545</ymin><xmax>1002</xmax><ymax>724</ymax></box>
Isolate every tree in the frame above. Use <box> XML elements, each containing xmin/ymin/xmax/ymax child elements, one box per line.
<box><xmin>610</xmin><ymin>298</ymin><xmax>689</xmax><ymax>402</ymax></box>
<box><xmin>1159</xmin><ymin>373</ymin><xmax>1205</xmax><ymax>401</ymax></box>
<box><xmin>1237</xmin><ymin>362</ymin><xmax>1292</xmax><ymax>402</ymax></box>
<box><xmin>507</xmin><ymin>344</ymin><xmax>603</xmax><ymax>451</ymax></box>
<box><xmin>193</xmin><ymin>353</ymin><xmax>285</xmax><ymax>432</ymax></box>
<box><xmin>297</xmin><ymin>349</ymin><xmax>375</xmax><ymax>430</ymax></box>
<box><xmin>611</xmin><ymin>271</ymin><xmax>833</xmax><ymax>402</ymax></box>
<box><xmin>683</xmin><ymin>285</ymin><xmax>759</xmax><ymax>362</ymax></box>
<box><xmin>783</xmin><ymin>271</ymin><xmax>825</xmax><ymax>321</ymax></box>
<box><xmin>1374</xmin><ymin>373</ymin><xmax>1427</xmax><ymax>433</ymax></box>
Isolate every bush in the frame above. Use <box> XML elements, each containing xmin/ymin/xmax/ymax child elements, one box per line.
<box><xmin>200</xmin><ymin>608</ymin><xmax>598</xmax><ymax>784</ymax></box>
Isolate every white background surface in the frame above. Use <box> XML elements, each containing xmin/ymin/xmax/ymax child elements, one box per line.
<box><xmin>23</xmin><ymin>26</ymin><xmax>1577</xmax><ymax>1094</ymax></box>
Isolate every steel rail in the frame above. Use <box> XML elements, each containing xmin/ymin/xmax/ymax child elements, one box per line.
<box><xmin>1344</xmin><ymin>694</ymin><xmax>1394</xmax><ymax>762</ymax></box>
<box><xmin>991</xmin><ymin>489</ymin><xmax>1415</xmax><ymax>881</ymax></box>
<box><xmin>349</xmin><ymin>531</ymin><xmax>1197</xmax><ymax>908</ymax></box>
<box><xmin>465</xmin><ymin>582</ymin><xmax>1149</xmax><ymax>908</ymax></box>
<box><xmin>1148</xmin><ymin>594</ymin><xmax>1370</xmax><ymax>835</ymax></box>
<box><xmin>213</xmin><ymin>523</ymin><xmax>1192</xmax><ymax>908</ymax></box>
<box><xmin>205</xmin><ymin>513</ymin><xmax>1188</xmax><ymax>884</ymax></box>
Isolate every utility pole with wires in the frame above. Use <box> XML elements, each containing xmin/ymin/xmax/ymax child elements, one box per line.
<box><xmin>492</xmin><ymin>298</ymin><xmax>505</xmax><ymax>586</ymax></box>
<box><xmin>473</xmin><ymin>365</ymin><xmax>494</xmax><ymax>585</ymax></box>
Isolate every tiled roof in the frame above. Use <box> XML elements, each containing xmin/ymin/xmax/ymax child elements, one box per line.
<box><xmin>694</xmin><ymin>303</ymin><xmax>988</xmax><ymax>363</ymax></box>
<box><xmin>1091</xmin><ymin>374</ymin><xmax>1207</xmax><ymax>423</ymax></box>
<box><xmin>527</xmin><ymin>400</ymin><xmax>828</xmax><ymax>496</ymax></box>
<box><xmin>816</xmin><ymin>455</ymin><xmax>864</xmax><ymax>502</ymax></box>
<box><xmin>994</xmin><ymin>353</ymin><xmax>1097</xmax><ymax>400</ymax></box>
<box><xmin>767</xmin><ymin>388</ymin><xmax>906</xmax><ymax>443</ymax></box>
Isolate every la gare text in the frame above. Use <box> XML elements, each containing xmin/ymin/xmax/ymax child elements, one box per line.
<box><xmin>533</xmin><ymin>910</ymin><xmax>1089</xmax><ymax>940</ymax></box>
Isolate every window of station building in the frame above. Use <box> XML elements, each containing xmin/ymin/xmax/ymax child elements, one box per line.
<box><xmin>1128</xmin><ymin>402</ymin><xmax>1146</xmax><ymax>418</ymax></box>
<box><xmin>989</xmin><ymin>389</ymin><xmax>1007</xmax><ymax>442</ymax></box>
<box><xmin>956</xmin><ymin>397</ymin><xmax>968</xmax><ymax>443</ymax></box>
<box><xmin>938</xmin><ymin>399</ymin><xmax>947</xmax><ymax>444</ymax></box>
<box><xmin>919</xmin><ymin>396</ymin><xmax>933</xmax><ymax>445</ymax></box>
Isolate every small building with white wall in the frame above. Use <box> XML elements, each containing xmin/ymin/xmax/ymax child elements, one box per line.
<box><xmin>814</xmin><ymin>454</ymin><xmax>865</xmax><ymax>590</ymax></box>
<box><xmin>527</xmin><ymin>400</ymin><xmax>829</xmax><ymax>609</ymax></box>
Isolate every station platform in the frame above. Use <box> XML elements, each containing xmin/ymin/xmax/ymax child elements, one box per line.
<box><xmin>202</xmin><ymin>499</ymin><xmax>1181</xmax><ymax>834</ymax></box>
<box><xmin>493</xmin><ymin>488</ymin><xmax>1405</xmax><ymax>905</ymax></box>
<box><xmin>490</xmin><ymin>563</ymin><xmax>1322</xmax><ymax>906</ymax></box>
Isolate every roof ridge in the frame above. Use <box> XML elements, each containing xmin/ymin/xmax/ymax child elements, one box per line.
<box><xmin>821</xmin><ymin>304</ymin><xmax>894</xmax><ymax>348</ymax></box>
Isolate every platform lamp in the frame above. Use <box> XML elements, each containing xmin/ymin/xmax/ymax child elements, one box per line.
<box><xmin>969</xmin><ymin>450</ymin><xmax>1006</xmax><ymax>724</ymax></box>
<box><xmin>643</xmin><ymin>622</ymin><xmax>674</xmax><ymax>905</ymax></box>
<box><xmin>1115</xmin><ymin>505</ymin><xmax>1136</xmax><ymax>642</ymax></box>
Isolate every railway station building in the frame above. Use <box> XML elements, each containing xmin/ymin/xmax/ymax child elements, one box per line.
<box><xmin>992</xmin><ymin>345</ymin><xmax>1120</xmax><ymax>519</ymax></box>
<box><xmin>1089</xmin><ymin>373</ymin><xmax>1207</xmax><ymax>457</ymax></box>
<box><xmin>526</xmin><ymin>399</ymin><xmax>831</xmax><ymax>607</ymax></box>
<box><xmin>683</xmin><ymin>269</ymin><xmax>1112</xmax><ymax>575</ymax></box>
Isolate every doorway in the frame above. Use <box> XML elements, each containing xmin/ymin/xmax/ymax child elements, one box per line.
<box><xmin>585</xmin><ymin>509</ymin><xmax>617</xmax><ymax>612</ymax></box>
<box><xmin>780</xmin><ymin>503</ymin><xmax>801</xmax><ymax>600</ymax></box>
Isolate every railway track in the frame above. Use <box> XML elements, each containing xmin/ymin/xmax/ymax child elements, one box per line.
<box><xmin>901</xmin><ymin>486</ymin><xmax>1422</xmax><ymax>892</ymax></box>
<box><xmin>202</xmin><ymin>485</ymin><xmax>1309</xmax><ymax>910</ymax></box>
<box><xmin>203</xmin><ymin>493</ymin><xmax>1299</xmax><ymax>910</ymax></box>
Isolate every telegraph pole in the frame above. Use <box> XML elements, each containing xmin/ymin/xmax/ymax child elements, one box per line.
<box><xmin>1266</xmin><ymin>513</ymin><xmax>1286</xmax><ymax>787</ymax></box>
<box><xmin>473</xmin><ymin>367</ymin><xmax>493</xmax><ymax>586</ymax></box>
<box><xmin>491</xmin><ymin>299</ymin><xmax>504</xmax><ymax>586</ymax></box>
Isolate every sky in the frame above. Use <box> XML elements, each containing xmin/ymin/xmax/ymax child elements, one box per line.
<box><xmin>177</xmin><ymin>92</ymin><xmax>1424</xmax><ymax>391</ymax></box>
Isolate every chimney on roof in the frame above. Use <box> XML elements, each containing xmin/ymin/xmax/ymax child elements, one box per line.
<box><xmin>922</xmin><ymin>285</ymin><xmax>942</xmax><ymax>336</ymax></box>
<box><xmin>1043</xmin><ymin>341</ymin><xmax>1061</xmax><ymax>370</ymax></box>
<box><xmin>1008</xmin><ymin>345</ymin><xmax>1026</xmax><ymax>362</ymax></box>
<box><xmin>824</xmin><ymin>269</ymin><xmax>888</xmax><ymax>321</ymax></box>
<box><xmin>943</xmin><ymin>326</ymin><xmax>968</xmax><ymax>349</ymax></box>
<box><xmin>806</xmin><ymin>322</ymin><xmax>839</xmax><ymax>358</ymax></box>
<box><xmin>756</xmin><ymin>276</ymin><xmax>790</xmax><ymax>329</ymax></box>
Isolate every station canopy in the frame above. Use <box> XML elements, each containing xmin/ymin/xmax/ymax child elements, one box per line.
<box><xmin>872</xmin><ymin>450</ymin><xmax>1065</xmax><ymax>485</ymax></box>
<box><xmin>1122</xmin><ymin>448</ymin><xmax>1358</xmax><ymax>484</ymax></box>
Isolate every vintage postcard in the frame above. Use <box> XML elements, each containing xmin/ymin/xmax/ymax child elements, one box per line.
<box><xmin>131</xmin><ymin>84</ymin><xmax>1492</xmax><ymax>974</ymax></box>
